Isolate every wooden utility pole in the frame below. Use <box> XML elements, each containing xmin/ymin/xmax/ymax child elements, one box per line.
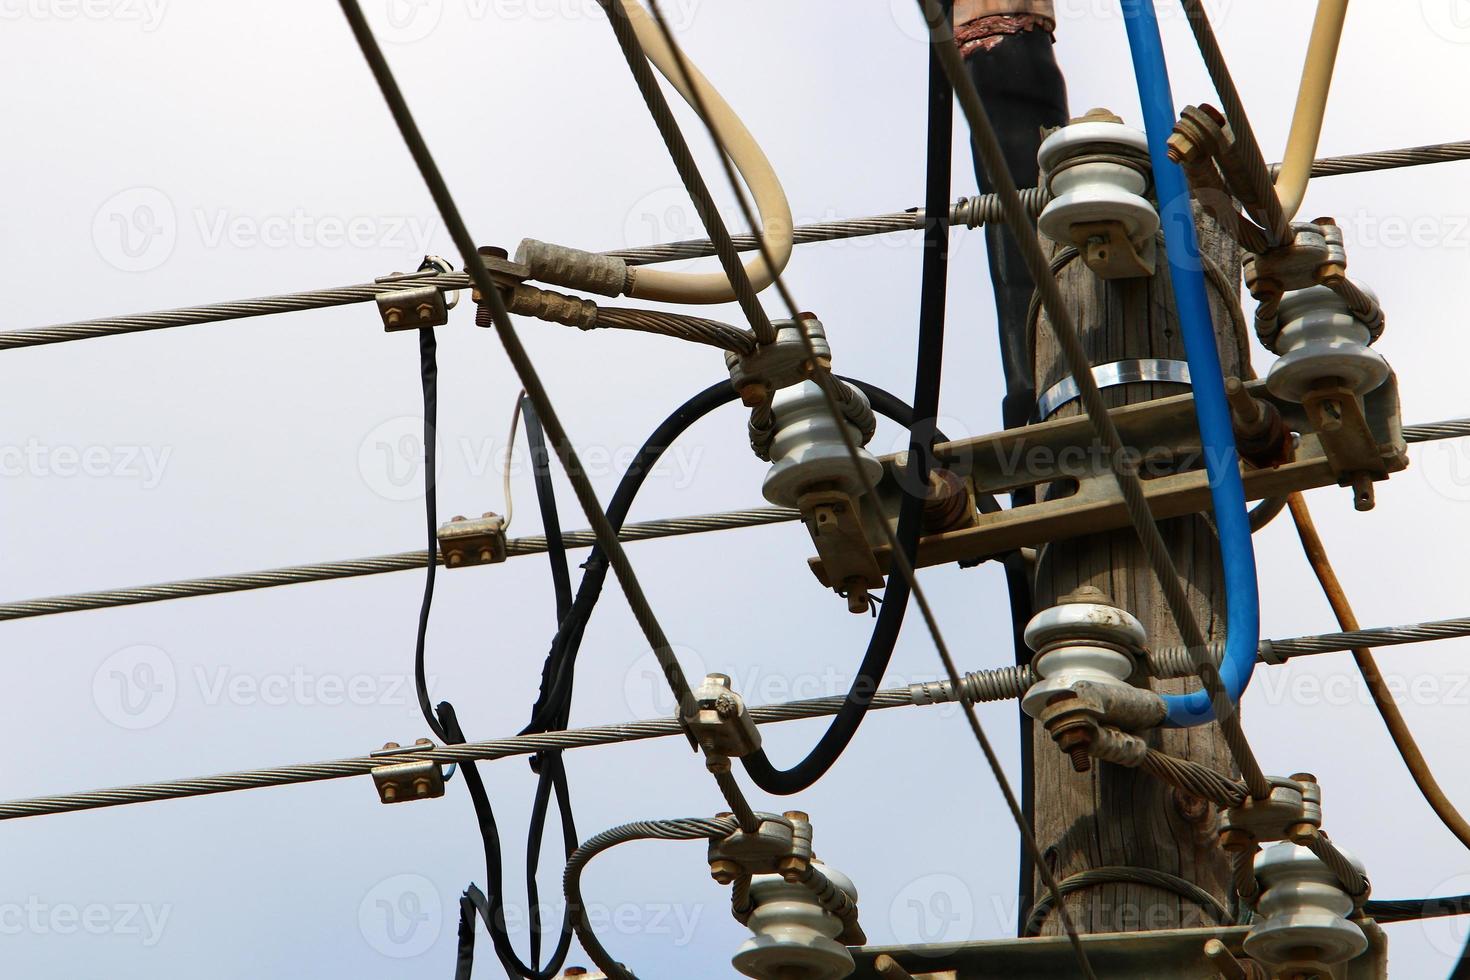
<box><xmin>1029</xmin><ymin>199</ymin><xmax>1246</xmax><ymax>935</ymax></box>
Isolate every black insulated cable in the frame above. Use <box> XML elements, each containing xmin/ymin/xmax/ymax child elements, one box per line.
<box><xmin>739</xmin><ymin>17</ymin><xmax>953</xmax><ymax>795</ymax></box>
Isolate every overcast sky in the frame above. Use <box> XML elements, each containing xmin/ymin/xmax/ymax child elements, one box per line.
<box><xmin>2</xmin><ymin>0</ymin><xmax>1468</xmax><ymax>976</ymax></box>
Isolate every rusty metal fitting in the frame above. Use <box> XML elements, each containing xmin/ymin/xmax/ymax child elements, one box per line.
<box><xmin>1040</xmin><ymin>692</ymin><xmax>1097</xmax><ymax>773</ymax></box>
<box><xmin>1219</xmin><ymin>775</ymin><xmax>1323</xmax><ymax>846</ymax></box>
<box><xmin>376</xmin><ymin>254</ymin><xmax>459</xmax><ymax>332</ymax></box>
<box><xmin>708</xmin><ymin>814</ymin><xmax>798</xmax><ymax>880</ymax></box>
<box><xmin>921</xmin><ymin>468</ymin><xmax>976</xmax><ymax>534</ymax></box>
<box><xmin>1224</xmin><ymin>377</ymin><xmax>1293</xmax><ymax>468</ymax></box>
<box><xmin>724</xmin><ymin>315</ymin><xmax>832</xmax><ymax>400</ymax></box>
<box><xmin>710</xmin><ymin>859</ymin><xmax>743</xmax><ymax>886</ymax></box>
<box><xmin>370</xmin><ymin>738</ymin><xmax>445</xmax><ymax>805</ymax></box>
<box><xmin>436</xmin><ymin>513</ymin><xmax>507</xmax><ymax>568</ymax></box>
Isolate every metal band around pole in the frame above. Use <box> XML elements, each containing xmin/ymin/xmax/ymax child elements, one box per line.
<box><xmin>1036</xmin><ymin>358</ymin><xmax>1192</xmax><ymax>420</ymax></box>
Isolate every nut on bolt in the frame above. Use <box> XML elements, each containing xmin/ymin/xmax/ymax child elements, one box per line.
<box><xmin>710</xmin><ymin>859</ymin><xmax>744</xmax><ymax>886</ymax></box>
<box><xmin>1043</xmin><ymin>692</ymin><xmax>1095</xmax><ymax>773</ymax></box>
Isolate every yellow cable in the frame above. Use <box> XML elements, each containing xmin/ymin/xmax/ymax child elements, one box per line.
<box><xmin>1287</xmin><ymin>492</ymin><xmax>1470</xmax><ymax>853</ymax></box>
<box><xmin>1274</xmin><ymin>0</ymin><xmax>1348</xmax><ymax>220</ymax></box>
<box><xmin>616</xmin><ymin>0</ymin><xmax>794</xmax><ymax>305</ymax></box>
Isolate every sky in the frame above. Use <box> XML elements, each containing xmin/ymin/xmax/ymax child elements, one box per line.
<box><xmin>2</xmin><ymin>0</ymin><xmax>1469</xmax><ymax>976</ymax></box>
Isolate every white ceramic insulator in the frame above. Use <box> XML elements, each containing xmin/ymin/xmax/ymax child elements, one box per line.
<box><xmin>1266</xmin><ymin>282</ymin><xmax>1389</xmax><ymax>402</ymax></box>
<box><xmin>1243</xmin><ymin>843</ymin><xmax>1368</xmax><ymax>967</ymax></box>
<box><xmin>732</xmin><ymin>868</ymin><xmax>857</xmax><ymax>980</ymax></box>
<box><xmin>1036</xmin><ymin>120</ymin><xmax>1159</xmax><ymax>247</ymax></box>
<box><xmin>762</xmin><ymin>381</ymin><xmax>881</xmax><ymax>508</ymax></box>
<box><xmin>1021</xmin><ymin>599</ymin><xmax>1147</xmax><ymax>719</ymax></box>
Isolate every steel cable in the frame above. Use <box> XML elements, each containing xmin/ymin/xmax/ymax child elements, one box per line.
<box><xmin>0</xmin><ymin>508</ymin><xmax>797</xmax><ymax>621</ymax></box>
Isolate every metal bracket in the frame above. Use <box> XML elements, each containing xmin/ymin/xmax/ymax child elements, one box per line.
<box><xmin>797</xmin><ymin>488</ymin><xmax>885</xmax><ymax>614</ymax></box>
<box><xmin>436</xmin><ymin>513</ymin><xmax>507</xmax><ymax>568</ymax></box>
<box><xmin>809</xmin><ymin>376</ymin><xmax>1406</xmax><ymax>587</ymax></box>
<box><xmin>1072</xmin><ymin>219</ymin><xmax>1156</xmax><ymax>279</ymax></box>
<box><xmin>370</xmin><ymin>739</ymin><xmax>445</xmax><ymax>804</ymax></box>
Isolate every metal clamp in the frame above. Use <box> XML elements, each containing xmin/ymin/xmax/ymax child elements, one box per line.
<box><xmin>1036</xmin><ymin>358</ymin><xmax>1191</xmax><ymax>419</ymax></box>
<box><xmin>436</xmin><ymin>513</ymin><xmax>507</xmax><ymax>568</ymax></box>
<box><xmin>687</xmin><ymin>674</ymin><xmax>762</xmax><ymax>759</ymax></box>
<box><xmin>370</xmin><ymin>739</ymin><xmax>445</xmax><ymax>804</ymax></box>
<box><xmin>375</xmin><ymin>255</ymin><xmax>459</xmax><ymax>332</ymax></box>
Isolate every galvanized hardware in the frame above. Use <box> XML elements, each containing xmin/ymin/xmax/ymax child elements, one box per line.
<box><xmin>1037</xmin><ymin>109</ymin><xmax>1158</xmax><ymax>279</ymax></box>
<box><xmin>1036</xmin><ymin>357</ymin><xmax>1192</xmax><ymax>420</ymax></box>
<box><xmin>436</xmin><ymin>513</ymin><xmax>507</xmax><ymax>568</ymax></box>
<box><xmin>1243</xmin><ymin>842</ymin><xmax>1369</xmax><ymax>972</ymax></box>
<box><xmin>1021</xmin><ymin>588</ymin><xmax>1146</xmax><ymax>719</ymax></box>
<box><xmin>1244</xmin><ymin>219</ymin><xmax>1385</xmax><ymax>354</ymax></box>
<box><xmin>370</xmin><ymin>739</ymin><xmax>445</xmax><ymax>804</ymax></box>
<box><xmin>807</xmin><ymin>376</ymin><xmax>1407</xmax><ymax>584</ymax></box>
<box><xmin>732</xmin><ymin>862</ymin><xmax>859</xmax><ymax>980</ymax></box>
<box><xmin>1267</xmin><ymin>282</ymin><xmax>1389</xmax><ymax>405</ymax></box>
<box><xmin>375</xmin><ymin>255</ymin><xmax>460</xmax><ymax>332</ymax></box>
<box><xmin>762</xmin><ymin>381</ymin><xmax>882</xmax><ymax>508</ymax></box>
<box><xmin>798</xmin><ymin>488</ymin><xmax>886</xmax><ymax>615</ymax></box>
<box><xmin>725</xmin><ymin>315</ymin><xmax>833</xmax><ymax>406</ymax></box>
<box><xmin>1218</xmin><ymin>774</ymin><xmax>1323</xmax><ymax>849</ymax></box>
<box><xmin>850</xmin><ymin>922</ymin><xmax>1386</xmax><ymax>979</ymax></box>
<box><xmin>687</xmin><ymin>674</ymin><xmax>762</xmax><ymax>759</ymax></box>
<box><xmin>708</xmin><ymin>811</ymin><xmax>815</xmax><ymax>885</ymax></box>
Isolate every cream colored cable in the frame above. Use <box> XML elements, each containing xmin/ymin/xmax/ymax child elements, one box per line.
<box><xmin>1274</xmin><ymin>0</ymin><xmax>1349</xmax><ymax>220</ymax></box>
<box><xmin>616</xmin><ymin>0</ymin><xmax>793</xmax><ymax>304</ymax></box>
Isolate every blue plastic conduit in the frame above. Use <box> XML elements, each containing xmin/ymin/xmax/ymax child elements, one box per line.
<box><xmin>1122</xmin><ymin>0</ymin><xmax>1261</xmax><ymax>726</ymax></box>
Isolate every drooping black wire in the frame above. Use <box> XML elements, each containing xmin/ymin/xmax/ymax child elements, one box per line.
<box><xmin>517</xmin><ymin>395</ymin><xmax>577</xmax><ymax>972</ymax></box>
<box><xmin>739</xmin><ymin>21</ymin><xmax>953</xmax><ymax>795</ymax></box>
<box><xmin>407</xmin><ymin>339</ymin><xmax>576</xmax><ymax>979</ymax></box>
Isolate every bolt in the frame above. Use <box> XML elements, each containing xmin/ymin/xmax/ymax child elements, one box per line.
<box><xmin>737</xmin><ymin>382</ymin><xmax>769</xmax><ymax>408</ymax></box>
<box><xmin>384</xmin><ymin>307</ymin><xmax>403</xmax><ymax>327</ymax></box>
<box><xmin>478</xmin><ymin>245</ymin><xmax>509</xmax><ymax>261</ymax></box>
<box><xmin>783</xmin><ymin>810</ymin><xmax>809</xmax><ymax>824</ymax></box>
<box><xmin>777</xmin><ymin>856</ymin><xmax>808</xmax><ymax>883</ymax></box>
<box><xmin>1219</xmin><ymin>828</ymin><xmax>1257</xmax><ymax>852</ymax></box>
<box><xmin>478</xmin><ymin>548</ymin><xmax>495</xmax><ymax>564</ymax></box>
<box><xmin>413</xmin><ymin>776</ymin><xmax>433</xmax><ymax>797</ymax></box>
<box><xmin>381</xmin><ymin>784</ymin><xmax>398</xmax><ymax>803</ymax></box>
<box><xmin>382</xmin><ymin>742</ymin><xmax>400</xmax><ymax>750</ymax></box>
<box><xmin>709</xmin><ymin>860</ymin><xmax>742</xmax><ymax>885</ymax></box>
<box><xmin>446</xmin><ymin>552</ymin><xmax>463</xmax><ymax>567</ymax></box>
<box><xmin>1287</xmin><ymin>821</ymin><xmax>1319</xmax><ymax>845</ymax></box>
